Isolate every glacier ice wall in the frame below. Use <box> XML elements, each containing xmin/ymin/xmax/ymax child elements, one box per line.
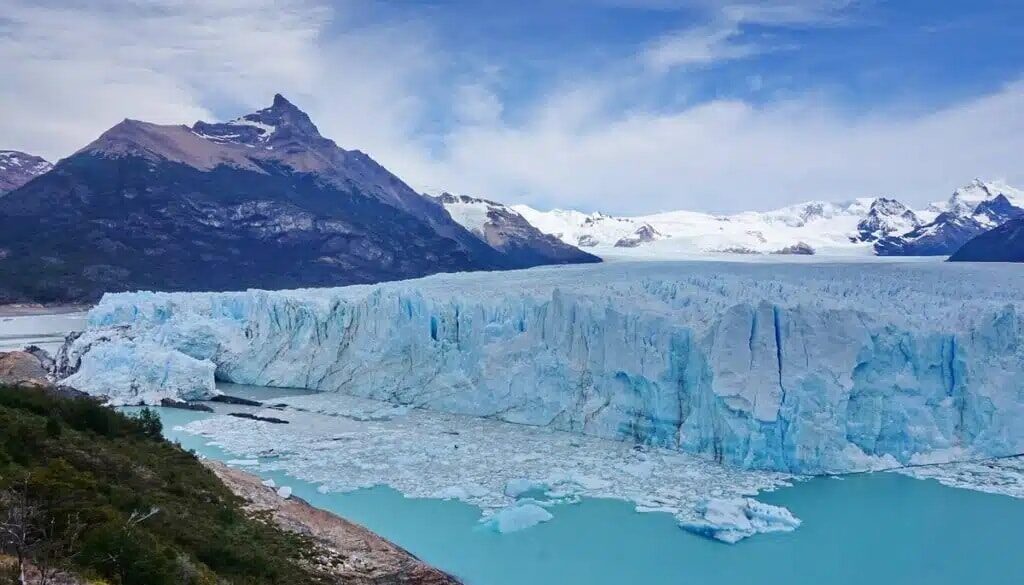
<box><xmin>65</xmin><ymin>261</ymin><xmax>1024</xmax><ymax>474</ymax></box>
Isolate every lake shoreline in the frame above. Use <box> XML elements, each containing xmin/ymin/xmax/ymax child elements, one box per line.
<box><xmin>204</xmin><ymin>459</ymin><xmax>462</xmax><ymax>585</ymax></box>
<box><xmin>0</xmin><ymin>303</ymin><xmax>91</xmax><ymax>317</ymax></box>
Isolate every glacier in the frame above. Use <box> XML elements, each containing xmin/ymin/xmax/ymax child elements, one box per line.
<box><xmin>62</xmin><ymin>260</ymin><xmax>1024</xmax><ymax>474</ymax></box>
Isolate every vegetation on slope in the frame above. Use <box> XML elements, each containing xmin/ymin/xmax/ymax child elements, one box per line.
<box><xmin>0</xmin><ymin>386</ymin><xmax>334</xmax><ymax>585</ymax></box>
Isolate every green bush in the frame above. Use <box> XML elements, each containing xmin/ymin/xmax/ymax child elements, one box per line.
<box><xmin>0</xmin><ymin>386</ymin><xmax>331</xmax><ymax>584</ymax></box>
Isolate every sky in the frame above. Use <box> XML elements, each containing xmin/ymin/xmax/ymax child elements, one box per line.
<box><xmin>1</xmin><ymin>0</ymin><xmax>1022</xmax><ymax>214</ymax></box>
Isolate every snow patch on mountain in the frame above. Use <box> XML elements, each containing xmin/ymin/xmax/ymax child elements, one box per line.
<box><xmin>0</xmin><ymin>150</ymin><xmax>53</xmax><ymax>193</ymax></box>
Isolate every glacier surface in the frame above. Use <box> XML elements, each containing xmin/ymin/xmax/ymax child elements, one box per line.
<box><xmin>64</xmin><ymin>261</ymin><xmax>1024</xmax><ymax>474</ymax></box>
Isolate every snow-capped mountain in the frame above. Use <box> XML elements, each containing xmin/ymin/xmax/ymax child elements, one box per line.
<box><xmin>929</xmin><ymin>179</ymin><xmax>1024</xmax><ymax>215</ymax></box>
<box><xmin>514</xmin><ymin>180</ymin><xmax>1022</xmax><ymax>258</ymax></box>
<box><xmin>876</xmin><ymin>183</ymin><xmax>1024</xmax><ymax>256</ymax></box>
<box><xmin>0</xmin><ymin>95</ymin><xmax>597</xmax><ymax>303</ymax></box>
<box><xmin>0</xmin><ymin>150</ymin><xmax>52</xmax><ymax>194</ymax></box>
<box><xmin>433</xmin><ymin>193</ymin><xmax>599</xmax><ymax>267</ymax></box>
<box><xmin>854</xmin><ymin>198</ymin><xmax>921</xmax><ymax>243</ymax></box>
<box><xmin>515</xmin><ymin>198</ymin><xmax>881</xmax><ymax>257</ymax></box>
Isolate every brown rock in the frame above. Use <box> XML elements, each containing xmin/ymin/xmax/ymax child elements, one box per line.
<box><xmin>0</xmin><ymin>350</ymin><xmax>52</xmax><ymax>389</ymax></box>
<box><xmin>204</xmin><ymin>460</ymin><xmax>461</xmax><ymax>585</ymax></box>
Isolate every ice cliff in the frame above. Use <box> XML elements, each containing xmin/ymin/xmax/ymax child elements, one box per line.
<box><xmin>61</xmin><ymin>261</ymin><xmax>1024</xmax><ymax>474</ymax></box>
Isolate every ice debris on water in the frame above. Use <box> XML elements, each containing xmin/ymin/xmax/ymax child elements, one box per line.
<box><xmin>180</xmin><ymin>392</ymin><xmax>795</xmax><ymax>539</ymax></box>
<box><xmin>895</xmin><ymin>456</ymin><xmax>1024</xmax><ymax>499</ymax></box>
<box><xmin>480</xmin><ymin>503</ymin><xmax>553</xmax><ymax>533</ymax></box>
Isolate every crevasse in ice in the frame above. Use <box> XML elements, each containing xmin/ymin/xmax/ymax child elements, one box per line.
<box><xmin>62</xmin><ymin>261</ymin><xmax>1024</xmax><ymax>474</ymax></box>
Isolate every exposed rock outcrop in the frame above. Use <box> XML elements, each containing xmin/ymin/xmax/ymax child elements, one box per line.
<box><xmin>205</xmin><ymin>461</ymin><xmax>461</xmax><ymax>585</ymax></box>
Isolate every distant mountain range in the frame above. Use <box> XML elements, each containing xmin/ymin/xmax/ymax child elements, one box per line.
<box><xmin>506</xmin><ymin>179</ymin><xmax>1024</xmax><ymax>259</ymax></box>
<box><xmin>0</xmin><ymin>95</ymin><xmax>596</xmax><ymax>303</ymax></box>
<box><xmin>2</xmin><ymin>94</ymin><xmax>1020</xmax><ymax>304</ymax></box>
<box><xmin>0</xmin><ymin>150</ymin><xmax>52</xmax><ymax>194</ymax></box>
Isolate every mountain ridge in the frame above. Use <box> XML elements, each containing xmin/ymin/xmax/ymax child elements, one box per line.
<box><xmin>511</xmin><ymin>179</ymin><xmax>1021</xmax><ymax>258</ymax></box>
<box><xmin>0</xmin><ymin>95</ymin><xmax>597</xmax><ymax>303</ymax></box>
<box><xmin>0</xmin><ymin>150</ymin><xmax>52</xmax><ymax>194</ymax></box>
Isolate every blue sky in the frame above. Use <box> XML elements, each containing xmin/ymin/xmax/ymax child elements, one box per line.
<box><xmin>2</xmin><ymin>0</ymin><xmax>1022</xmax><ymax>213</ymax></box>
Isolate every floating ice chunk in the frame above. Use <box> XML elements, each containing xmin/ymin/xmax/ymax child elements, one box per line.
<box><xmin>316</xmin><ymin>485</ymin><xmax>330</xmax><ymax>494</ymax></box>
<box><xmin>261</xmin><ymin>479</ymin><xmax>277</xmax><ymax>488</ymax></box>
<box><xmin>227</xmin><ymin>459</ymin><xmax>258</xmax><ymax>467</ymax></box>
<box><xmin>435</xmin><ymin>484</ymin><xmax>490</xmax><ymax>500</ymax></box>
<box><xmin>277</xmin><ymin>486</ymin><xmax>293</xmax><ymax>499</ymax></box>
<box><xmin>480</xmin><ymin>503</ymin><xmax>553</xmax><ymax>533</ymax></box>
<box><xmin>504</xmin><ymin>478</ymin><xmax>546</xmax><ymax>498</ymax></box>
<box><xmin>680</xmin><ymin>498</ymin><xmax>801</xmax><ymax>543</ymax></box>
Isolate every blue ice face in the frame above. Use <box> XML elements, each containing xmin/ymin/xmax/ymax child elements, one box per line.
<box><xmin>65</xmin><ymin>261</ymin><xmax>1024</xmax><ymax>474</ymax></box>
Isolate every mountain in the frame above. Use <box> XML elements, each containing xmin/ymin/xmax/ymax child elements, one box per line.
<box><xmin>514</xmin><ymin>198</ymin><xmax>880</xmax><ymax>257</ymax></box>
<box><xmin>513</xmin><ymin>180</ymin><xmax>1023</xmax><ymax>259</ymax></box>
<box><xmin>875</xmin><ymin>182</ymin><xmax>1024</xmax><ymax>256</ymax></box>
<box><xmin>0</xmin><ymin>150</ymin><xmax>52</xmax><ymax>194</ymax></box>
<box><xmin>0</xmin><ymin>94</ymin><xmax>545</xmax><ymax>303</ymax></box>
<box><xmin>949</xmin><ymin>217</ymin><xmax>1024</xmax><ymax>262</ymax></box>
<box><xmin>853</xmin><ymin>198</ymin><xmax>921</xmax><ymax>242</ymax></box>
<box><xmin>433</xmin><ymin>192</ymin><xmax>600</xmax><ymax>267</ymax></box>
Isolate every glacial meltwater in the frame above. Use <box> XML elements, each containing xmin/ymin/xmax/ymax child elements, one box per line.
<box><xmin>132</xmin><ymin>402</ymin><xmax>1024</xmax><ymax>585</ymax></box>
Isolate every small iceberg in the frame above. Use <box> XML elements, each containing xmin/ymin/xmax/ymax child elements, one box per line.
<box><xmin>680</xmin><ymin>498</ymin><xmax>800</xmax><ymax>544</ymax></box>
<box><xmin>480</xmin><ymin>503</ymin><xmax>553</xmax><ymax>533</ymax></box>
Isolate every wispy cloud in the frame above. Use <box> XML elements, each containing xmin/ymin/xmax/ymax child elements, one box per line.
<box><xmin>641</xmin><ymin>0</ymin><xmax>855</xmax><ymax>71</ymax></box>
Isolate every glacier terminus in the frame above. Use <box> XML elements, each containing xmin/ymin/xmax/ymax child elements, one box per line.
<box><xmin>60</xmin><ymin>260</ymin><xmax>1024</xmax><ymax>478</ymax></box>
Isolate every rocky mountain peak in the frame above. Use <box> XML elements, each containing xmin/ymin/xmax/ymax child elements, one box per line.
<box><xmin>0</xmin><ymin>150</ymin><xmax>53</xmax><ymax>194</ymax></box>
<box><xmin>192</xmin><ymin>94</ymin><xmax>323</xmax><ymax>148</ymax></box>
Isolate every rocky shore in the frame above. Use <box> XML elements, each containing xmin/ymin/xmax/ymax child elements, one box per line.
<box><xmin>204</xmin><ymin>460</ymin><xmax>461</xmax><ymax>585</ymax></box>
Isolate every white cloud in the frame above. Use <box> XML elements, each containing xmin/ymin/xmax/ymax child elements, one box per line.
<box><xmin>419</xmin><ymin>80</ymin><xmax>1024</xmax><ymax>214</ymax></box>
<box><xmin>0</xmin><ymin>0</ymin><xmax>330</xmax><ymax>161</ymax></box>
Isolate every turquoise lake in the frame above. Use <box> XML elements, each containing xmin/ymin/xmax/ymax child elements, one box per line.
<box><xmin>139</xmin><ymin>405</ymin><xmax>1024</xmax><ymax>585</ymax></box>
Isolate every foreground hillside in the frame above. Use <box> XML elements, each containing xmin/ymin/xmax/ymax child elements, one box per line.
<box><xmin>0</xmin><ymin>386</ymin><xmax>456</xmax><ymax>585</ymax></box>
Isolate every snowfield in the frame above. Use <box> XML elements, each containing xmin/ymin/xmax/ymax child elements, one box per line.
<box><xmin>63</xmin><ymin>260</ymin><xmax>1024</xmax><ymax>476</ymax></box>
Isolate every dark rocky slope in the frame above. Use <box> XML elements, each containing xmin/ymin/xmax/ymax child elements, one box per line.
<box><xmin>433</xmin><ymin>192</ymin><xmax>600</xmax><ymax>267</ymax></box>
<box><xmin>948</xmin><ymin>217</ymin><xmax>1024</xmax><ymax>262</ymax></box>
<box><xmin>0</xmin><ymin>150</ymin><xmax>52</xmax><ymax>194</ymax></box>
<box><xmin>0</xmin><ymin>96</ymin><xmax>546</xmax><ymax>303</ymax></box>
